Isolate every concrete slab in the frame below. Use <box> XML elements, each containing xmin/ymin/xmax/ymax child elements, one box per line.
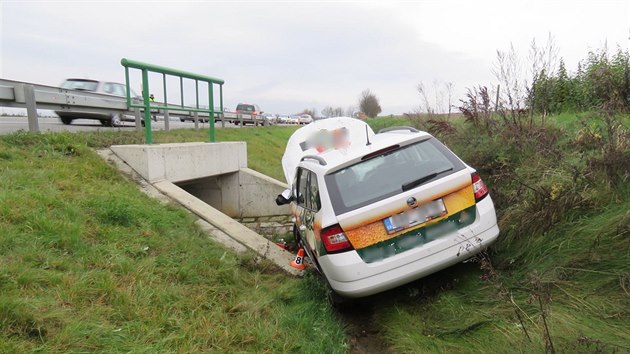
<box><xmin>110</xmin><ymin>142</ymin><xmax>247</xmax><ymax>183</ymax></box>
<box><xmin>153</xmin><ymin>180</ymin><xmax>302</xmax><ymax>276</ymax></box>
<box><xmin>102</xmin><ymin>145</ymin><xmax>301</xmax><ymax>276</ymax></box>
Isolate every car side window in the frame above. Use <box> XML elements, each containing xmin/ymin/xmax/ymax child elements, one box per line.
<box><xmin>297</xmin><ymin>168</ymin><xmax>309</xmax><ymax>206</ymax></box>
<box><xmin>308</xmin><ymin>172</ymin><xmax>321</xmax><ymax>211</ymax></box>
<box><xmin>103</xmin><ymin>83</ymin><xmax>114</xmax><ymax>94</ymax></box>
<box><xmin>295</xmin><ymin>168</ymin><xmax>321</xmax><ymax>212</ymax></box>
<box><xmin>111</xmin><ymin>84</ymin><xmax>126</xmax><ymax>96</ymax></box>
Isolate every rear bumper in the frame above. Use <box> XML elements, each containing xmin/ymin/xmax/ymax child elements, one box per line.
<box><xmin>319</xmin><ymin>196</ymin><xmax>499</xmax><ymax>298</ymax></box>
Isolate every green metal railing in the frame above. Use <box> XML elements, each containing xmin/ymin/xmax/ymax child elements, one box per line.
<box><xmin>121</xmin><ymin>58</ymin><xmax>225</xmax><ymax>144</ymax></box>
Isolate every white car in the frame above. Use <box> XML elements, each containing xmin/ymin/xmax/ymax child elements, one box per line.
<box><xmin>277</xmin><ymin>115</ymin><xmax>290</xmax><ymax>124</ymax></box>
<box><xmin>55</xmin><ymin>78</ymin><xmax>139</xmax><ymax>127</ymax></box>
<box><xmin>276</xmin><ymin>117</ymin><xmax>499</xmax><ymax>300</ymax></box>
<box><xmin>263</xmin><ymin>113</ymin><xmax>278</xmax><ymax>124</ymax></box>
<box><xmin>298</xmin><ymin>114</ymin><xmax>313</xmax><ymax>125</ymax></box>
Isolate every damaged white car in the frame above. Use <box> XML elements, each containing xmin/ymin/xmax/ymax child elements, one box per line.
<box><xmin>276</xmin><ymin>117</ymin><xmax>499</xmax><ymax>299</ymax></box>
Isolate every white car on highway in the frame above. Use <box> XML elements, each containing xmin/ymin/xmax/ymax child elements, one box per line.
<box><xmin>298</xmin><ymin>114</ymin><xmax>313</xmax><ymax>125</ymax></box>
<box><xmin>55</xmin><ymin>78</ymin><xmax>139</xmax><ymax>127</ymax></box>
<box><xmin>276</xmin><ymin>117</ymin><xmax>499</xmax><ymax>300</ymax></box>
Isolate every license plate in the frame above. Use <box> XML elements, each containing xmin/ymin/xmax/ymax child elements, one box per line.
<box><xmin>383</xmin><ymin>199</ymin><xmax>447</xmax><ymax>234</ymax></box>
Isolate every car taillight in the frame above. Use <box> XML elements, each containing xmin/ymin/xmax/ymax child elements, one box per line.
<box><xmin>321</xmin><ymin>224</ymin><xmax>353</xmax><ymax>254</ymax></box>
<box><xmin>471</xmin><ymin>172</ymin><xmax>489</xmax><ymax>202</ymax></box>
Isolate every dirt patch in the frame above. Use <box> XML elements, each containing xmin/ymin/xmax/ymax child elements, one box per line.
<box><xmin>333</xmin><ymin>264</ymin><xmax>472</xmax><ymax>353</ymax></box>
<box><xmin>336</xmin><ymin>300</ymin><xmax>392</xmax><ymax>354</ymax></box>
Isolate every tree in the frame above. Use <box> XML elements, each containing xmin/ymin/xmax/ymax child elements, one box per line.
<box><xmin>301</xmin><ymin>108</ymin><xmax>317</xmax><ymax>118</ymax></box>
<box><xmin>359</xmin><ymin>89</ymin><xmax>382</xmax><ymax>118</ymax></box>
<box><xmin>321</xmin><ymin>106</ymin><xmax>344</xmax><ymax>118</ymax></box>
<box><xmin>321</xmin><ymin>106</ymin><xmax>334</xmax><ymax>117</ymax></box>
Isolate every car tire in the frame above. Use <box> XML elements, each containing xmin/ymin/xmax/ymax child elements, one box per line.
<box><xmin>110</xmin><ymin>114</ymin><xmax>122</xmax><ymax>127</ymax></box>
<box><xmin>100</xmin><ymin>119</ymin><xmax>110</xmax><ymax>127</ymax></box>
<box><xmin>60</xmin><ymin>117</ymin><xmax>73</xmax><ymax>125</ymax></box>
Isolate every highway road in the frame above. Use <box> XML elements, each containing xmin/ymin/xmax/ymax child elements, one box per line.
<box><xmin>0</xmin><ymin>116</ymin><xmax>239</xmax><ymax>135</ymax></box>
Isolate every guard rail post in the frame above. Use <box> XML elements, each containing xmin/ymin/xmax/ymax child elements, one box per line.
<box><xmin>134</xmin><ymin>108</ymin><xmax>142</xmax><ymax>132</ymax></box>
<box><xmin>141</xmin><ymin>68</ymin><xmax>153</xmax><ymax>143</ymax></box>
<box><xmin>24</xmin><ymin>84</ymin><xmax>39</xmax><ymax>133</ymax></box>
<box><xmin>163</xmin><ymin>109</ymin><xmax>170</xmax><ymax>131</ymax></box>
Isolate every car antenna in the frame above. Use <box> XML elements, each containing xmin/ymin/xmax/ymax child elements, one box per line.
<box><xmin>365</xmin><ymin>124</ymin><xmax>371</xmax><ymax>146</ymax></box>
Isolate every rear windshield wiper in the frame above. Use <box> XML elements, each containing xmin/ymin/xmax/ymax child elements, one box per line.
<box><xmin>401</xmin><ymin>168</ymin><xmax>453</xmax><ymax>192</ymax></box>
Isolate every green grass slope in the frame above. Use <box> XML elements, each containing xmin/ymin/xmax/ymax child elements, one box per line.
<box><xmin>1</xmin><ymin>116</ymin><xmax>628</xmax><ymax>352</ymax></box>
<box><xmin>0</xmin><ymin>129</ymin><xmax>345</xmax><ymax>353</ymax></box>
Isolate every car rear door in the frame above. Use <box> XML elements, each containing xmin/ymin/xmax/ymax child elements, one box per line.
<box><xmin>293</xmin><ymin>167</ymin><xmax>321</xmax><ymax>254</ymax></box>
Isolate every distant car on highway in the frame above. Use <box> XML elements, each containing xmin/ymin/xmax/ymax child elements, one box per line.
<box><xmin>55</xmin><ymin>78</ymin><xmax>139</xmax><ymax>127</ymax></box>
<box><xmin>298</xmin><ymin>114</ymin><xmax>313</xmax><ymax>125</ymax></box>
<box><xmin>234</xmin><ymin>103</ymin><xmax>263</xmax><ymax>126</ymax></box>
<box><xmin>277</xmin><ymin>115</ymin><xmax>290</xmax><ymax>124</ymax></box>
<box><xmin>263</xmin><ymin>113</ymin><xmax>278</xmax><ymax>124</ymax></box>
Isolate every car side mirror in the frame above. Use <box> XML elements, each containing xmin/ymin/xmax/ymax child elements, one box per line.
<box><xmin>275</xmin><ymin>189</ymin><xmax>293</xmax><ymax>206</ymax></box>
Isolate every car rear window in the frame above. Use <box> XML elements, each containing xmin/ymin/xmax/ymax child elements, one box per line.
<box><xmin>237</xmin><ymin>104</ymin><xmax>255</xmax><ymax>112</ymax></box>
<box><xmin>325</xmin><ymin>137</ymin><xmax>465</xmax><ymax>215</ymax></box>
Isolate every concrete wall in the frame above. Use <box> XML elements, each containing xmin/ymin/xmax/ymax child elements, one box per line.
<box><xmin>110</xmin><ymin>142</ymin><xmax>290</xmax><ymax>218</ymax></box>
<box><xmin>110</xmin><ymin>142</ymin><xmax>247</xmax><ymax>183</ymax></box>
<box><xmin>238</xmin><ymin>168</ymin><xmax>290</xmax><ymax>218</ymax></box>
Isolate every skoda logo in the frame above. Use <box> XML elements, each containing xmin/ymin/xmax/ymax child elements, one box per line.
<box><xmin>406</xmin><ymin>196</ymin><xmax>417</xmax><ymax>207</ymax></box>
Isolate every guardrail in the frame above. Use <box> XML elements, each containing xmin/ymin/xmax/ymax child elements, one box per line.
<box><xmin>121</xmin><ymin>58</ymin><xmax>224</xmax><ymax>144</ymax></box>
<box><xmin>0</xmin><ymin>78</ymin><xmax>133</xmax><ymax>132</ymax></box>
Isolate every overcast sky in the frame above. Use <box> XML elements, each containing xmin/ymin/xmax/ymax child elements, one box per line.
<box><xmin>1</xmin><ymin>0</ymin><xmax>629</xmax><ymax>115</ymax></box>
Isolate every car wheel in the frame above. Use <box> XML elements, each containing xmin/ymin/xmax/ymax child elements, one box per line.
<box><xmin>100</xmin><ymin>119</ymin><xmax>110</xmax><ymax>127</ymax></box>
<box><xmin>60</xmin><ymin>117</ymin><xmax>73</xmax><ymax>125</ymax></box>
<box><xmin>110</xmin><ymin>114</ymin><xmax>122</xmax><ymax>127</ymax></box>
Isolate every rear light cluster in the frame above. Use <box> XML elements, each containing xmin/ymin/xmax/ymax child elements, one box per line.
<box><xmin>471</xmin><ymin>172</ymin><xmax>489</xmax><ymax>202</ymax></box>
<box><xmin>321</xmin><ymin>224</ymin><xmax>353</xmax><ymax>253</ymax></box>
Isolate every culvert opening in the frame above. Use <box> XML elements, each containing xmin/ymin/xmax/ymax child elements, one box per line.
<box><xmin>175</xmin><ymin>172</ymin><xmax>293</xmax><ymax>242</ymax></box>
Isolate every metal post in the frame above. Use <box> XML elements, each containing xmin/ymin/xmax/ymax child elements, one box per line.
<box><xmin>194</xmin><ymin>111</ymin><xmax>199</xmax><ymax>130</ymax></box>
<box><xmin>162</xmin><ymin>72</ymin><xmax>169</xmax><ymax>131</ymax></box>
<box><xmin>141</xmin><ymin>69</ymin><xmax>152</xmax><ymax>144</ymax></box>
<box><xmin>163</xmin><ymin>109</ymin><xmax>170</xmax><ymax>131</ymax></box>
<box><xmin>209</xmin><ymin>84</ymin><xmax>215</xmax><ymax>142</ymax></box>
<box><xmin>23</xmin><ymin>85</ymin><xmax>39</xmax><ymax>133</ymax></box>
<box><xmin>124</xmin><ymin>67</ymin><xmax>131</xmax><ymax>104</ymax></box>
<box><xmin>180</xmin><ymin>77</ymin><xmax>184</xmax><ymax>108</ymax></box>
<box><xmin>239</xmin><ymin>114</ymin><xmax>243</xmax><ymax>127</ymax></box>
<box><xmin>220</xmin><ymin>84</ymin><xmax>225</xmax><ymax>128</ymax></box>
<box><xmin>134</xmin><ymin>108</ymin><xmax>142</xmax><ymax>132</ymax></box>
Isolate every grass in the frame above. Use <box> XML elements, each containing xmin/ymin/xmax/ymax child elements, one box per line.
<box><xmin>1</xmin><ymin>117</ymin><xmax>629</xmax><ymax>352</ymax></box>
<box><xmin>0</xmin><ymin>129</ymin><xmax>345</xmax><ymax>353</ymax></box>
<box><xmin>363</xmin><ymin>113</ymin><xmax>630</xmax><ymax>352</ymax></box>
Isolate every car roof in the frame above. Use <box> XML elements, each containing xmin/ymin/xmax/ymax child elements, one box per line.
<box><xmin>306</xmin><ymin>129</ymin><xmax>432</xmax><ymax>174</ymax></box>
<box><xmin>282</xmin><ymin>119</ymin><xmax>433</xmax><ymax>185</ymax></box>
